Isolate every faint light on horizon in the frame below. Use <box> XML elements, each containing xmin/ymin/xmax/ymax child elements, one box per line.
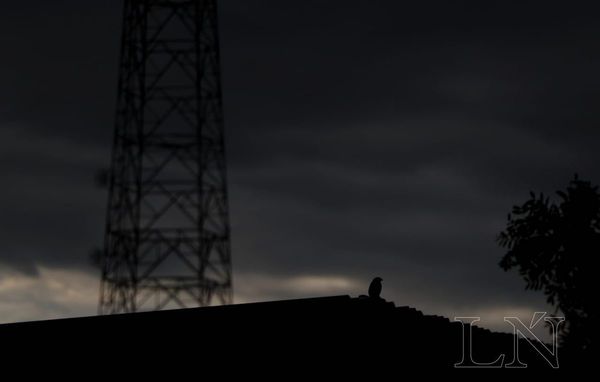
<box><xmin>0</xmin><ymin>265</ymin><xmax>554</xmax><ymax>343</ymax></box>
<box><xmin>233</xmin><ymin>273</ymin><xmax>363</xmax><ymax>304</ymax></box>
<box><xmin>0</xmin><ymin>266</ymin><xmax>98</xmax><ymax>324</ymax></box>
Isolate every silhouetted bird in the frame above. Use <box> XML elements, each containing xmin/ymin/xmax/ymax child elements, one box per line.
<box><xmin>368</xmin><ymin>277</ymin><xmax>383</xmax><ymax>299</ymax></box>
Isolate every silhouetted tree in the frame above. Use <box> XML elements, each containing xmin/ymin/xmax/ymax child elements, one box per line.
<box><xmin>497</xmin><ymin>174</ymin><xmax>597</xmax><ymax>358</ymax></box>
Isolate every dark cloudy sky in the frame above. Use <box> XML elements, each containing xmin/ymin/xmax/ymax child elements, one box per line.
<box><xmin>1</xmin><ymin>0</ymin><xmax>598</xmax><ymax>334</ymax></box>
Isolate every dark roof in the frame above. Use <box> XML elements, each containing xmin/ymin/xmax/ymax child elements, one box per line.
<box><xmin>0</xmin><ymin>295</ymin><xmax>558</xmax><ymax>371</ymax></box>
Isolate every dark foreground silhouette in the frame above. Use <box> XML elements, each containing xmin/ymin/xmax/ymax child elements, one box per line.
<box><xmin>0</xmin><ymin>296</ymin><xmax>567</xmax><ymax>372</ymax></box>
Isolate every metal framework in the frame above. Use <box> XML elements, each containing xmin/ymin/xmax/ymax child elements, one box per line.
<box><xmin>99</xmin><ymin>0</ymin><xmax>232</xmax><ymax>314</ymax></box>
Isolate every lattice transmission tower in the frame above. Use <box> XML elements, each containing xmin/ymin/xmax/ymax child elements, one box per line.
<box><xmin>99</xmin><ymin>0</ymin><xmax>232</xmax><ymax>314</ymax></box>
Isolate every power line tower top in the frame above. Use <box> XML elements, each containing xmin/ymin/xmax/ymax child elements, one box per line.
<box><xmin>99</xmin><ymin>0</ymin><xmax>232</xmax><ymax>314</ymax></box>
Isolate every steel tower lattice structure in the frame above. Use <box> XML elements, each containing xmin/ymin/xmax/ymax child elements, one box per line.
<box><xmin>99</xmin><ymin>0</ymin><xmax>232</xmax><ymax>314</ymax></box>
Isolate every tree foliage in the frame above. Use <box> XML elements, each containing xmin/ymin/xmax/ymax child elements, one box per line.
<box><xmin>498</xmin><ymin>174</ymin><xmax>597</xmax><ymax>354</ymax></box>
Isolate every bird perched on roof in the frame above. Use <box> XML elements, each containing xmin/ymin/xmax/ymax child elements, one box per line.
<box><xmin>368</xmin><ymin>277</ymin><xmax>383</xmax><ymax>299</ymax></box>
